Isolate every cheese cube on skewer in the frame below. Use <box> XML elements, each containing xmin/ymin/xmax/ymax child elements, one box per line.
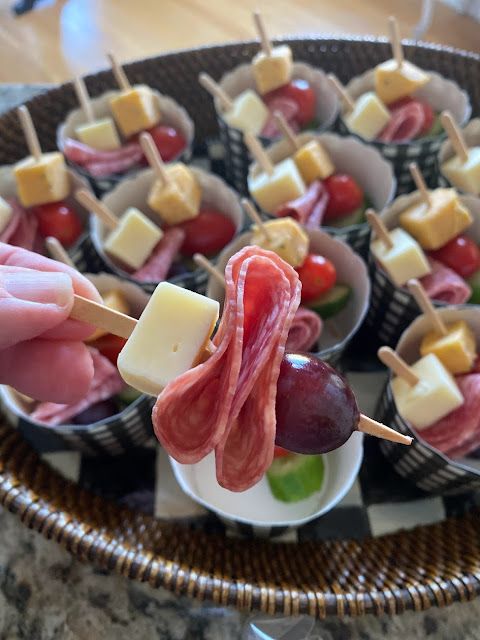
<box><xmin>294</xmin><ymin>140</ymin><xmax>335</xmax><ymax>184</ymax></box>
<box><xmin>76</xmin><ymin>117</ymin><xmax>121</xmax><ymax>151</ymax></box>
<box><xmin>87</xmin><ymin>290</ymin><xmax>130</xmax><ymax>343</ymax></box>
<box><xmin>345</xmin><ymin>92</ymin><xmax>391</xmax><ymax>141</ymax></box>
<box><xmin>420</xmin><ymin>320</ymin><xmax>476</xmax><ymax>375</ymax></box>
<box><xmin>109</xmin><ymin>85</ymin><xmax>160</xmax><ymax>138</ymax></box>
<box><xmin>0</xmin><ymin>196</ymin><xmax>13</xmax><ymax>234</ymax></box>
<box><xmin>375</xmin><ymin>60</ymin><xmax>430</xmax><ymax>105</ymax></box>
<box><xmin>391</xmin><ymin>353</ymin><xmax>464</xmax><ymax>430</ymax></box>
<box><xmin>223</xmin><ymin>90</ymin><xmax>269</xmax><ymax>135</ymax></box>
<box><xmin>251</xmin><ymin>218</ymin><xmax>309</xmax><ymax>267</ymax></box>
<box><xmin>249</xmin><ymin>158</ymin><xmax>306</xmax><ymax>214</ymax></box>
<box><xmin>117</xmin><ymin>282</ymin><xmax>220</xmax><ymax>396</ymax></box>
<box><xmin>14</xmin><ymin>152</ymin><xmax>70</xmax><ymax>208</ymax></box>
<box><xmin>252</xmin><ymin>45</ymin><xmax>293</xmax><ymax>95</ymax></box>
<box><xmin>148</xmin><ymin>163</ymin><xmax>201</xmax><ymax>225</ymax></box>
<box><xmin>371</xmin><ymin>227</ymin><xmax>431</xmax><ymax>286</ymax></box>
<box><xmin>441</xmin><ymin>147</ymin><xmax>480</xmax><ymax>195</ymax></box>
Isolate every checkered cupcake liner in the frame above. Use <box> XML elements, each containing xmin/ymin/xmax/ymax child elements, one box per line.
<box><xmin>437</xmin><ymin>117</ymin><xmax>480</xmax><ymax>194</ymax></box>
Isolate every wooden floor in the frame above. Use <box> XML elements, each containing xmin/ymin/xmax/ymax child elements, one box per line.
<box><xmin>0</xmin><ymin>0</ymin><xmax>479</xmax><ymax>83</ymax></box>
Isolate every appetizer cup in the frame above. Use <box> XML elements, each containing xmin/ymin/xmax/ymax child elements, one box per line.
<box><xmin>0</xmin><ymin>274</ymin><xmax>155</xmax><ymax>456</ymax></box>
<box><xmin>337</xmin><ymin>70</ymin><xmax>471</xmax><ymax>194</ymax></box>
<box><xmin>90</xmin><ymin>166</ymin><xmax>245</xmax><ymax>294</ymax></box>
<box><xmin>247</xmin><ymin>131</ymin><xmax>396</xmax><ymax>256</ymax></box>
<box><xmin>57</xmin><ymin>90</ymin><xmax>194</xmax><ymax>196</ymax></box>
<box><xmin>170</xmin><ymin>433</ymin><xmax>363</xmax><ymax>537</ymax></box>
<box><xmin>216</xmin><ymin>62</ymin><xmax>338</xmax><ymax>194</ymax></box>
<box><xmin>209</xmin><ymin>228</ymin><xmax>371</xmax><ymax>367</ymax></box>
<box><xmin>438</xmin><ymin>118</ymin><xmax>480</xmax><ymax>192</ymax></box>
<box><xmin>366</xmin><ymin>192</ymin><xmax>480</xmax><ymax>348</ymax></box>
<box><xmin>376</xmin><ymin>306</ymin><xmax>480</xmax><ymax>495</ymax></box>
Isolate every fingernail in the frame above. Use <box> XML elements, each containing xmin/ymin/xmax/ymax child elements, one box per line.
<box><xmin>4</xmin><ymin>271</ymin><xmax>73</xmax><ymax>308</ymax></box>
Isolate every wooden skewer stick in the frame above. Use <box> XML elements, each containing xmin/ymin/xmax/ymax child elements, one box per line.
<box><xmin>242</xmin><ymin>198</ymin><xmax>272</xmax><ymax>241</ymax></box>
<box><xmin>441</xmin><ymin>111</ymin><xmax>469</xmax><ymax>164</ymax></box>
<box><xmin>365</xmin><ymin>209</ymin><xmax>393</xmax><ymax>250</ymax></box>
<box><xmin>198</xmin><ymin>73</ymin><xmax>233</xmax><ymax>112</ymax></box>
<box><xmin>409</xmin><ymin>162</ymin><xmax>431</xmax><ymax>207</ymax></box>
<box><xmin>75</xmin><ymin>188</ymin><xmax>119</xmax><ymax>231</ymax></box>
<box><xmin>139</xmin><ymin>132</ymin><xmax>172</xmax><ymax>186</ymax></box>
<box><xmin>358</xmin><ymin>415</ymin><xmax>412</xmax><ymax>445</ymax></box>
<box><xmin>388</xmin><ymin>15</ymin><xmax>404</xmax><ymax>68</ymax></box>
<box><xmin>71</xmin><ymin>294</ymin><xmax>137</xmax><ymax>339</ymax></box>
<box><xmin>378</xmin><ymin>346</ymin><xmax>420</xmax><ymax>387</ymax></box>
<box><xmin>107</xmin><ymin>52</ymin><xmax>131</xmax><ymax>91</ymax></box>
<box><xmin>244</xmin><ymin>133</ymin><xmax>274</xmax><ymax>176</ymax></box>
<box><xmin>45</xmin><ymin>236</ymin><xmax>75</xmax><ymax>269</ymax></box>
<box><xmin>327</xmin><ymin>74</ymin><xmax>355</xmax><ymax>113</ymax></box>
<box><xmin>407</xmin><ymin>279</ymin><xmax>448</xmax><ymax>336</ymax></box>
<box><xmin>253</xmin><ymin>11</ymin><xmax>272</xmax><ymax>56</ymax></box>
<box><xmin>17</xmin><ymin>105</ymin><xmax>42</xmax><ymax>161</ymax></box>
<box><xmin>273</xmin><ymin>111</ymin><xmax>299</xmax><ymax>151</ymax></box>
<box><xmin>73</xmin><ymin>76</ymin><xmax>94</xmax><ymax>123</ymax></box>
<box><xmin>193</xmin><ymin>253</ymin><xmax>225</xmax><ymax>287</ymax></box>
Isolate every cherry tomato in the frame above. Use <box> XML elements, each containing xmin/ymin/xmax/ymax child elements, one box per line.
<box><xmin>264</xmin><ymin>79</ymin><xmax>316</xmax><ymax>126</ymax></box>
<box><xmin>176</xmin><ymin>209</ymin><xmax>236</xmax><ymax>257</ymax></box>
<box><xmin>296</xmin><ymin>254</ymin><xmax>336</xmax><ymax>302</ymax></box>
<box><xmin>92</xmin><ymin>334</ymin><xmax>127</xmax><ymax>366</ymax></box>
<box><xmin>31</xmin><ymin>201</ymin><xmax>83</xmax><ymax>248</ymax></box>
<box><xmin>323</xmin><ymin>174</ymin><xmax>364</xmax><ymax>222</ymax></box>
<box><xmin>429</xmin><ymin>235</ymin><xmax>480</xmax><ymax>278</ymax></box>
<box><xmin>146</xmin><ymin>125</ymin><xmax>186</xmax><ymax>162</ymax></box>
<box><xmin>273</xmin><ymin>445</ymin><xmax>290</xmax><ymax>459</ymax></box>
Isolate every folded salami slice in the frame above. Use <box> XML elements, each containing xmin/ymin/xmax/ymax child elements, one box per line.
<box><xmin>420</xmin><ymin>258</ymin><xmax>471</xmax><ymax>305</ymax></box>
<box><xmin>133</xmin><ymin>227</ymin><xmax>186</xmax><ymax>282</ymax></box>
<box><xmin>261</xmin><ymin>97</ymin><xmax>299</xmax><ymax>138</ymax></box>
<box><xmin>64</xmin><ymin>138</ymin><xmax>143</xmax><ymax>176</ymax></box>
<box><xmin>30</xmin><ymin>348</ymin><xmax>124</xmax><ymax>426</ymax></box>
<box><xmin>275</xmin><ymin>180</ymin><xmax>327</xmax><ymax>227</ymax></box>
<box><xmin>378</xmin><ymin>101</ymin><xmax>425</xmax><ymax>143</ymax></box>
<box><xmin>0</xmin><ymin>199</ymin><xmax>38</xmax><ymax>251</ymax></box>
<box><xmin>286</xmin><ymin>306</ymin><xmax>322</xmax><ymax>352</ymax></box>
<box><xmin>153</xmin><ymin>246</ymin><xmax>301</xmax><ymax>491</ymax></box>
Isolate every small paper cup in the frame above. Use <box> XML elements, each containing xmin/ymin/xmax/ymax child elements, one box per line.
<box><xmin>216</xmin><ymin>62</ymin><xmax>339</xmax><ymax>195</ymax></box>
<box><xmin>247</xmin><ymin>131</ymin><xmax>396</xmax><ymax>256</ymax></box>
<box><xmin>438</xmin><ymin>118</ymin><xmax>480</xmax><ymax>192</ymax></box>
<box><xmin>337</xmin><ymin>70</ymin><xmax>471</xmax><ymax>194</ymax></box>
<box><xmin>57</xmin><ymin>89</ymin><xmax>195</xmax><ymax>196</ymax></box>
<box><xmin>170</xmin><ymin>433</ymin><xmax>363</xmax><ymax>537</ymax></box>
<box><xmin>376</xmin><ymin>306</ymin><xmax>480</xmax><ymax>495</ymax></box>
<box><xmin>0</xmin><ymin>273</ymin><xmax>155</xmax><ymax>456</ymax></box>
<box><xmin>366</xmin><ymin>192</ymin><xmax>480</xmax><ymax>348</ymax></box>
<box><xmin>89</xmin><ymin>166</ymin><xmax>245</xmax><ymax>294</ymax></box>
<box><xmin>208</xmin><ymin>228</ymin><xmax>370</xmax><ymax>367</ymax></box>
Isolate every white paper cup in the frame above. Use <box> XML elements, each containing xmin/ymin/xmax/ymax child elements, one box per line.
<box><xmin>438</xmin><ymin>118</ymin><xmax>480</xmax><ymax>193</ymax></box>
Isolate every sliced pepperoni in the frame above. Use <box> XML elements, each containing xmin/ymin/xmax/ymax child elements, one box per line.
<box><xmin>378</xmin><ymin>102</ymin><xmax>425</xmax><ymax>143</ymax></box>
<box><xmin>420</xmin><ymin>258</ymin><xmax>471</xmax><ymax>305</ymax></box>
<box><xmin>133</xmin><ymin>227</ymin><xmax>186</xmax><ymax>283</ymax></box>
<box><xmin>286</xmin><ymin>306</ymin><xmax>323</xmax><ymax>352</ymax></box>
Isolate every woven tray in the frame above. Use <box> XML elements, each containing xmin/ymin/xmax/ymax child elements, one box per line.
<box><xmin>1</xmin><ymin>37</ymin><xmax>480</xmax><ymax>619</ymax></box>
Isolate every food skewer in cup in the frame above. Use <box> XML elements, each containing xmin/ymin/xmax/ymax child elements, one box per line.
<box><xmin>251</xmin><ymin>11</ymin><xmax>293</xmax><ymax>95</ymax></box>
<box><xmin>440</xmin><ymin>111</ymin><xmax>480</xmax><ymax>195</ymax></box>
<box><xmin>72</xmin><ymin>76</ymin><xmax>121</xmax><ymax>151</ymax></box>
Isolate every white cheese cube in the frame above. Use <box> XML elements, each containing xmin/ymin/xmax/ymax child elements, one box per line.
<box><xmin>104</xmin><ymin>207</ymin><xmax>163</xmax><ymax>271</ymax></box>
<box><xmin>345</xmin><ymin>92</ymin><xmax>391</xmax><ymax>141</ymax></box>
<box><xmin>75</xmin><ymin>117</ymin><xmax>121</xmax><ymax>151</ymax></box>
<box><xmin>223</xmin><ymin>90</ymin><xmax>269</xmax><ymax>135</ymax></box>
<box><xmin>0</xmin><ymin>196</ymin><xmax>13</xmax><ymax>234</ymax></box>
<box><xmin>441</xmin><ymin>147</ymin><xmax>480</xmax><ymax>196</ymax></box>
<box><xmin>391</xmin><ymin>353</ymin><xmax>464</xmax><ymax>430</ymax></box>
<box><xmin>249</xmin><ymin>158</ymin><xmax>306</xmax><ymax>214</ymax></box>
<box><xmin>371</xmin><ymin>227</ymin><xmax>431</xmax><ymax>287</ymax></box>
<box><xmin>252</xmin><ymin>45</ymin><xmax>293</xmax><ymax>95</ymax></box>
<box><xmin>117</xmin><ymin>282</ymin><xmax>219</xmax><ymax>396</ymax></box>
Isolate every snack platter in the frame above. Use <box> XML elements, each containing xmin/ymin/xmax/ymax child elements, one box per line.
<box><xmin>1</xmin><ymin>31</ymin><xmax>480</xmax><ymax>620</ymax></box>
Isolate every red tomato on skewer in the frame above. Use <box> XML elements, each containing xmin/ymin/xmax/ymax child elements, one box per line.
<box><xmin>31</xmin><ymin>201</ymin><xmax>83</xmax><ymax>248</ymax></box>
<box><xmin>430</xmin><ymin>235</ymin><xmax>480</xmax><ymax>278</ymax></box>
<box><xmin>176</xmin><ymin>209</ymin><xmax>236</xmax><ymax>257</ymax></box>
<box><xmin>264</xmin><ymin>79</ymin><xmax>316</xmax><ymax>126</ymax></box>
<box><xmin>323</xmin><ymin>174</ymin><xmax>364</xmax><ymax>223</ymax></box>
<box><xmin>297</xmin><ymin>254</ymin><xmax>336</xmax><ymax>302</ymax></box>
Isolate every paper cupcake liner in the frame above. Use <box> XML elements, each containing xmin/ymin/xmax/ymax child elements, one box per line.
<box><xmin>0</xmin><ymin>273</ymin><xmax>155</xmax><ymax>456</ymax></box>
<box><xmin>365</xmin><ymin>192</ymin><xmax>480</xmax><ymax>348</ymax></box>
<box><xmin>437</xmin><ymin>118</ymin><xmax>480</xmax><ymax>192</ymax></box>
<box><xmin>215</xmin><ymin>62</ymin><xmax>339</xmax><ymax>195</ymax></box>
<box><xmin>208</xmin><ymin>228</ymin><xmax>370</xmax><ymax>365</ymax></box>
<box><xmin>247</xmin><ymin>131</ymin><xmax>396</xmax><ymax>257</ymax></box>
<box><xmin>376</xmin><ymin>306</ymin><xmax>480</xmax><ymax>495</ymax></box>
<box><xmin>89</xmin><ymin>166</ymin><xmax>244</xmax><ymax>295</ymax></box>
<box><xmin>338</xmin><ymin>70</ymin><xmax>471</xmax><ymax>194</ymax></box>
<box><xmin>57</xmin><ymin>90</ymin><xmax>195</xmax><ymax>197</ymax></box>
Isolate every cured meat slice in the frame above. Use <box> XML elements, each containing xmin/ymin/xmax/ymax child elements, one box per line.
<box><xmin>378</xmin><ymin>101</ymin><xmax>425</xmax><ymax>143</ymax></box>
<box><xmin>0</xmin><ymin>199</ymin><xmax>38</xmax><ymax>251</ymax></box>
<box><xmin>261</xmin><ymin>96</ymin><xmax>299</xmax><ymax>138</ymax></box>
<box><xmin>132</xmin><ymin>227</ymin><xmax>186</xmax><ymax>282</ymax></box>
<box><xmin>63</xmin><ymin>138</ymin><xmax>143</xmax><ymax>175</ymax></box>
<box><xmin>30</xmin><ymin>348</ymin><xmax>124</xmax><ymax>426</ymax></box>
<box><xmin>275</xmin><ymin>181</ymin><xmax>327</xmax><ymax>227</ymax></box>
<box><xmin>420</xmin><ymin>258</ymin><xmax>471</xmax><ymax>304</ymax></box>
<box><xmin>152</xmin><ymin>246</ymin><xmax>301</xmax><ymax>491</ymax></box>
<box><xmin>286</xmin><ymin>306</ymin><xmax>323</xmax><ymax>351</ymax></box>
<box><xmin>85</xmin><ymin>150</ymin><xmax>144</xmax><ymax>177</ymax></box>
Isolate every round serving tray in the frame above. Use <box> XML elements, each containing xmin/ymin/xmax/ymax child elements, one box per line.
<box><xmin>2</xmin><ymin>37</ymin><xmax>480</xmax><ymax>619</ymax></box>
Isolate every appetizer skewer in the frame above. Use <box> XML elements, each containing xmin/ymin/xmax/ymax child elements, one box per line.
<box><xmin>440</xmin><ymin>111</ymin><xmax>480</xmax><ymax>195</ymax></box>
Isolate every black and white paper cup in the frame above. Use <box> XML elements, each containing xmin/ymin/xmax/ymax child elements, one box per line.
<box><xmin>376</xmin><ymin>306</ymin><xmax>480</xmax><ymax>495</ymax></box>
<box><xmin>438</xmin><ymin>118</ymin><xmax>480</xmax><ymax>192</ymax></box>
<box><xmin>0</xmin><ymin>274</ymin><xmax>155</xmax><ymax>456</ymax></box>
<box><xmin>337</xmin><ymin>70</ymin><xmax>471</xmax><ymax>194</ymax></box>
<box><xmin>57</xmin><ymin>89</ymin><xmax>195</xmax><ymax>196</ymax></box>
<box><xmin>247</xmin><ymin>131</ymin><xmax>396</xmax><ymax>256</ymax></box>
<box><xmin>215</xmin><ymin>62</ymin><xmax>339</xmax><ymax>195</ymax></box>
<box><xmin>89</xmin><ymin>166</ymin><xmax>245</xmax><ymax>295</ymax></box>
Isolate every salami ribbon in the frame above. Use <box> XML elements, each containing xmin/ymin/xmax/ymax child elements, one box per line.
<box><xmin>420</xmin><ymin>258</ymin><xmax>471</xmax><ymax>305</ymax></box>
<box><xmin>275</xmin><ymin>180</ymin><xmax>329</xmax><ymax>228</ymax></box>
<box><xmin>0</xmin><ymin>199</ymin><xmax>38</xmax><ymax>251</ymax></box>
<box><xmin>133</xmin><ymin>227</ymin><xmax>186</xmax><ymax>282</ymax></box>
<box><xmin>286</xmin><ymin>306</ymin><xmax>323</xmax><ymax>352</ymax></box>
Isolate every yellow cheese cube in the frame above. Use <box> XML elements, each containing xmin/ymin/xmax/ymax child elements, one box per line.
<box><xmin>147</xmin><ymin>163</ymin><xmax>201</xmax><ymax>225</ymax></box>
<box><xmin>441</xmin><ymin>147</ymin><xmax>480</xmax><ymax>196</ymax></box>
<box><xmin>391</xmin><ymin>353</ymin><xmax>464</xmax><ymax>430</ymax></box>
<box><xmin>117</xmin><ymin>282</ymin><xmax>219</xmax><ymax>395</ymax></box>
<box><xmin>223</xmin><ymin>89</ymin><xmax>269</xmax><ymax>135</ymax></box>
<box><xmin>109</xmin><ymin>85</ymin><xmax>161</xmax><ymax>138</ymax></box>
<box><xmin>371</xmin><ymin>227</ymin><xmax>431</xmax><ymax>287</ymax></box>
<box><xmin>76</xmin><ymin>117</ymin><xmax>121</xmax><ymax>151</ymax></box>
<box><xmin>374</xmin><ymin>59</ymin><xmax>430</xmax><ymax>105</ymax></box>
<box><xmin>249</xmin><ymin>158</ymin><xmax>306</xmax><ymax>214</ymax></box>
<box><xmin>87</xmin><ymin>289</ymin><xmax>131</xmax><ymax>342</ymax></box>
<box><xmin>399</xmin><ymin>188</ymin><xmax>473</xmax><ymax>250</ymax></box>
<box><xmin>345</xmin><ymin>92</ymin><xmax>391</xmax><ymax>141</ymax></box>
<box><xmin>294</xmin><ymin>140</ymin><xmax>334</xmax><ymax>184</ymax></box>
<box><xmin>251</xmin><ymin>217</ymin><xmax>309</xmax><ymax>267</ymax></box>
<box><xmin>420</xmin><ymin>320</ymin><xmax>476</xmax><ymax>375</ymax></box>
<box><xmin>0</xmin><ymin>196</ymin><xmax>13</xmax><ymax>234</ymax></box>
<box><xmin>14</xmin><ymin>152</ymin><xmax>70</xmax><ymax>208</ymax></box>
<box><xmin>252</xmin><ymin>45</ymin><xmax>293</xmax><ymax>95</ymax></box>
<box><xmin>104</xmin><ymin>206</ymin><xmax>163</xmax><ymax>271</ymax></box>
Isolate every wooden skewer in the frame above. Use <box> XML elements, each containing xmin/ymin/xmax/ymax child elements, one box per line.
<box><xmin>71</xmin><ymin>294</ymin><xmax>136</xmax><ymax>339</ymax></box>
<box><xmin>409</xmin><ymin>163</ymin><xmax>431</xmax><ymax>207</ymax></box>
<box><xmin>365</xmin><ymin>209</ymin><xmax>393</xmax><ymax>250</ymax></box>
<box><xmin>327</xmin><ymin>74</ymin><xmax>355</xmax><ymax>113</ymax></box>
<box><xmin>73</xmin><ymin>76</ymin><xmax>94</xmax><ymax>123</ymax></box>
<box><xmin>358</xmin><ymin>414</ymin><xmax>412</xmax><ymax>445</ymax></box>
<box><xmin>75</xmin><ymin>188</ymin><xmax>119</xmax><ymax>231</ymax></box>
<box><xmin>242</xmin><ymin>198</ymin><xmax>272</xmax><ymax>241</ymax></box>
<box><xmin>378</xmin><ymin>346</ymin><xmax>420</xmax><ymax>387</ymax></box>
<box><xmin>388</xmin><ymin>15</ymin><xmax>404</xmax><ymax>68</ymax></box>
<box><xmin>17</xmin><ymin>105</ymin><xmax>42</xmax><ymax>161</ymax></box>
<box><xmin>407</xmin><ymin>279</ymin><xmax>448</xmax><ymax>336</ymax></box>
<box><xmin>45</xmin><ymin>236</ymin><xmax>75</xmax><ymax>269</ymax></box>
<box><xmin>107</xmin><ymin>52</ymin><xmax>131</xmax><ymax>91</ymax></box>
<box><xmin>139</xmin><ymin>132</ymin><xmax>171</xmax><ymax>186</ymax></box>
<box><xmin>273</xmin><ymin>111</ymin><xmax>299</xmax><ymax>151</ymax></box>
<box><xmin>441</xmin><ymin>111</ymin><xmax>469</xmax><ymax>164</ymax></box>
<box><xmin>253</xmin><ymin>11</ymin><xmax>272</xmax><ymax>56</ymax></box>
<box><xmin>244</xmin><ymin>133</ymin><xmax>274</xmax><ymax>176</ymax></box>
<box><xmin>198</xmin><ymin>73</ymin><xmax>233</xmax><ymax>112</ymax></box>
<box><xmin>193</xmin><ymin>253</ymin><xmax>225</xmax><ymax>287</ymax></box>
